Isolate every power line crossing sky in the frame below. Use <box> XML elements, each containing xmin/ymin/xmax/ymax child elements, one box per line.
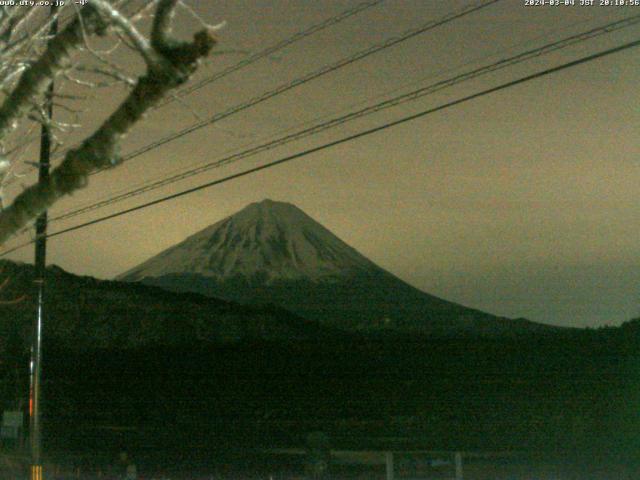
<box><xmin>3</xmin><ymin>0</ymin><xmax>639</xmax><ymax>328</ymax></box>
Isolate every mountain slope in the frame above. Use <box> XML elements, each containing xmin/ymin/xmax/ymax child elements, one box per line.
<box><xmin>120</xmin><ymin>199</ymin><xmax>379</xmax><ymax>283</ymax></box>
<box><xmin>0</xmin><ymin>260</ymin><xmax>333</xmax><ymax>351</ymax></box>
<box><xmin>119</xmin><ymin>200</ymin><xmax>553</xmax><ymax>336</ymax></box>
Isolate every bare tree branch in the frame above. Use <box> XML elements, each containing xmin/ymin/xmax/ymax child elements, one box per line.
<box><xmin>0</xmin><ymin>5</ymin><xmax>108</xmax><ymax>141</ymax></box>
<box><xmin>0</xmin><ymin>0</ymin><xmax>217</xmax><ymax>245</ymax></box>
<box><xmin>72</xmin><ymin>65</ymin><xmax>136</xmax><ymax>87</ymax></box>
<box><xmin>88</xmin><ymin>0</ymin><xmax>158</xmax><ymax>67</ymax></box>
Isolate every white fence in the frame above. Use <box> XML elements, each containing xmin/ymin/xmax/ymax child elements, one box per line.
<box><xmin>265</xmin><ymin>448</ymin><xmax>515</xmax><ymax>479</ymax></box>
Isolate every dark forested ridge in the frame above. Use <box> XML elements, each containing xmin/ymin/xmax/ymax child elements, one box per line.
<box><xmin>0</xmin><ymin>260</ymin><xmax>336</xmax><ymax>351</ymax></box>
<box><xmin>0</xmin><ymin>259</ymin><xmax>638</xmax><ymax>467</ymax></box>
<box><xmin>39</xmin><ymin>329</ymin><xmax>640</xmax><ymax>465</ymax></box>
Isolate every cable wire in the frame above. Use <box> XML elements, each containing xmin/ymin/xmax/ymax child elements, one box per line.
<box><xmin>47</xmin><ymin>12</ymin><xmax>640</xmax><ymax>224</ymax></box>
<box><xmin>45</xmin><ymin>12</ymin><xmax>610</xmax><ymax>218</ymax></box>
<box><xmin>4</xmin><ymin>0</ymin><xmax>386</xmax><ymax>184</ymax></box>
<box><xmin>93</xmin><ymin>0</ymin><xmax>502</xmax><ymax>173</ymax></box>
<box><xmin>158</xmin><ymin>0</ymin><xmax>387</xmax><ymax>106</ymax></box>
<box><xmin>2</xmin><ymin>35</ymin><xmax>637</xmax><ymax>257</ymax></box>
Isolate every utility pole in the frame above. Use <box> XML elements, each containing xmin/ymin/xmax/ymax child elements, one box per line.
<box><xmin>30</xmin><ymin>6</ymin><xmax>57</xmax><ymax>480</ymax></box>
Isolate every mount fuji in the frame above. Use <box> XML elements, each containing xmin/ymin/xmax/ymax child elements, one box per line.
<box><xmin>118</xmin><ymin>199</ymin><xmax>551</xmax><ymax>336</ymax></box>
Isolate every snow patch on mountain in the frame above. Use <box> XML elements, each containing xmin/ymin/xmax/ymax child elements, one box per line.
<box><xmin>119</xmin><ymin>199</ymin><xmax>380</xmax><ymax>284</ymax></box>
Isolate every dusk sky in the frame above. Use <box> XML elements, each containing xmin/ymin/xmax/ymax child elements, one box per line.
<box><xmin>2</xmin><ymin>0</ymin><xmax>639</xmax><ymax>328</ymax></box>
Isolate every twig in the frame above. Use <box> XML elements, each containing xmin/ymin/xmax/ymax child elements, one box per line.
<box><xmin>0</xmin><ymin>0</ymin><xmax>216</xmax><ymax>244</ymax></box>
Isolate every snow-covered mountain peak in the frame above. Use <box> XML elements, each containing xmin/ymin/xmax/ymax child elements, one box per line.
<box><xmin>117</xmin><ymin>200</ymin><xmax>550</xmax><ymax>335</ymax></box>
<box><xmin>119</xmin><ymin>200</ymin><xmax>379</xmax><ymax>284</ymax></box>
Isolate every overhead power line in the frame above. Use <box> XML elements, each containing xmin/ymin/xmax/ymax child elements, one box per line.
<box><xmin>93</xmin><ymin>0</ymin><xmax>502</xmax><ymax>173</ymax></box>
<box><xmin>4</xmin><ymin>0</ymin><xmax>385</xmax><ymax>183</ymax></box>
<box><xmin>47</xmin><ymin>12</ymin><xmax>640</xmax><ymax>224</ymax></box>
<box><xmin>2</xmin><ymin>35</ymin><xmax>638</xmax><ymax>257</ymax></box>
<box><xmin>158</xmin><ymin>0</ymin><xmax>387</xmax><ymax>106</ymax></box>
<box><xmin>22</xmin><ymin>0</ymin><xmax>501</xmax><ymax>217</ymax></box>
